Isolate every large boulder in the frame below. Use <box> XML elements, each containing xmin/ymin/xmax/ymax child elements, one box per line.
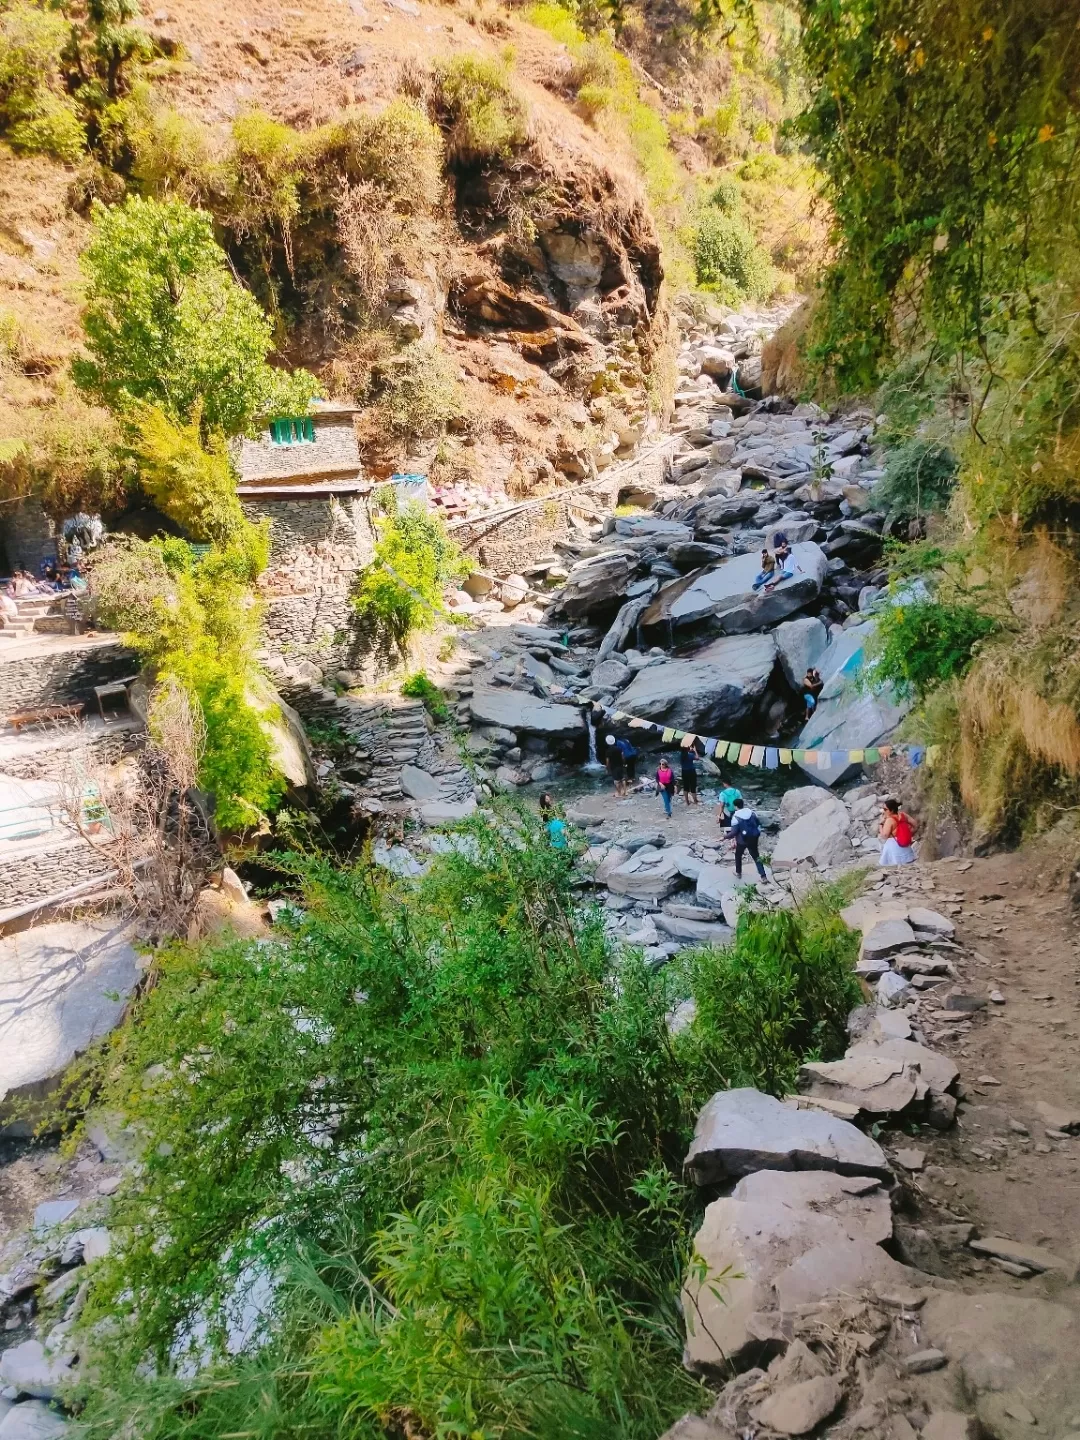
<box><xmin>642</xmin><ymin>543</ymin><xmax>828</xmax><ymax>639</ymax></box>
<box><xmin>682</xmin><ymin>1168</ymin><xmax>905</xmax><ymax>1373</ymax></box>
<box><xmin>607</xmin><ymin>845</ymin><xmax>694</xmax><ymax>900</ymax></box>
<box><xmin>795</xmin><ymin>622</ymin><xmax>910</xmax><ymax>786</ymax></box>
<box><xmin>770</xmin><ymin>795</ymin><xmax>850</xmax><ymax>869</ymax></box>
<box><xmin>247</xmin><ymin>674</ymin><xmax>317</xmax><ymax>790</ymax></box>
<box><xmin>798</xmin><ymin>1054</ymin><xmax>923</xmax><ymax>1119</ymax></box>
<box><xmin>547</xmin><ymin>548</ymin><xmax>640</xmax><ymax>621</ymax></box>
<box><xmin>1</xmin><ymin>919</ymin><xmax>142</xmax><ymax>1133</ymax></box>
<box><xmin>469</xmin><ymin>689</ymin><xmax>586</xmax><ymax>739</ymax></box>
<box><xmin>685</xmin><ymin>1087</ymin><xmax>890</xmax><ymax>1186</ymax></box>
<box><xmin>774</xmin><ymin>617</ymin><xmax>829</xmax><ymax>691</ymax></box>
<box><xmin>616</xmin><ymin>633</ymin><xmax>778</xmax><ymax>733</ymax></box>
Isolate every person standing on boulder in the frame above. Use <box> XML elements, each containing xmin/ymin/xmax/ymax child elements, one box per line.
<box><xmin>730</xmin><ymin>799</ymin><xmax>768</xmax><ymax>882</ymax></box>
<box><xmin>680</xmin><ymin>743</ymin><xmax>701</xmax><ymax>806</ymax></box>
<box><xmin>605</xmin><ymin>734</ymin><xmax>626</xmax><ymax>797</ymax></box>
<box><xmin>879</xmin><ymin>798</ymin><xmax>916</xmax><ymax>865</ymax></box>
<box><xmin>803</xmin><ymin>667</ymin><xmax>824</xmax><ymax>717</ymax></box>
<box><xmin>655</xmin><ymin>756</ymin><xmax>677</xmax><ymax>818</ymax></box>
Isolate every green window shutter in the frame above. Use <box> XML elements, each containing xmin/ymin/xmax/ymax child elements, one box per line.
<box><xmin>303</xmin><ymin>417</ymin><xmax>315</xmax><ymax>442</ymax></box>
<box><xmin>269</xmin><ymin>420</ymin><xmax>279</xmax><ymax>443</ymax></box>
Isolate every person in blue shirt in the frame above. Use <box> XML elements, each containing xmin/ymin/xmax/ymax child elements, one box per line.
<box><xmin>539</xmin><ymin>793</ymin><xmax>568</xmax><ymax>848</ymax></box>
<box><xmin>717</xmin><ymin>785</ymin><xmax>742</xmax><ymax>825</ymax></box>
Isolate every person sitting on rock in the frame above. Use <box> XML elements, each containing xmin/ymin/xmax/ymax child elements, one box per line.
<box><xmin>879</xmin><ymin>798</ymin><xmax>916</xmax><ymax>865</ymax></box>
<box><xmin>751</xmin><ymin>548</ymin><xmax>776</xmax><ymax>591</ymax></box>
<box><xmin>763</xmin><ymin>540</ymin><xmax>794</xmax><ymax>591</ymax></box>
<box><xmin>803</xmin><ymin>667</ymin><xmax>824</xmax><ymax>716</ymax></box>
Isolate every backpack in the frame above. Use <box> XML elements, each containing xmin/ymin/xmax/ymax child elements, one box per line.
<box><xmin>735</xmin><ymin>809</ymin><xmax>761</xmax><ymax>839</ymax></box>
<box><xmin>894</xmin><ymin>814</ymin><xmax>913</xmax><ymax>847</ymax></box>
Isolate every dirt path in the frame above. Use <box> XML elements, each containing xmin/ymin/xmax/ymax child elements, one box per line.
<box><xmin>882</xmin><ymin>847</ymin><xmax>1080</xmax><ymax>1277</ymax></box>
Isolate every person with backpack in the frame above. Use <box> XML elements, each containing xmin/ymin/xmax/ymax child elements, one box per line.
<box><xmin>654</xmin><ymin>756</ymin><xmax>677</xmax><ymax>818</ymax></box>
<box><xmin>680</xmin><ymin>743</ymin><xmax>701</xmax><ymax>806</ymax></box>
<box><xmin>615</xmin><ymin>736</ymin><xmax>638</xmax><ymax>790</ymax></box>
<box><xmin>879</xmin><ymin>799</ymin><xmax>916</xmax><ymax>865</ymax></box>
<box><xmin>730</xmin><ymin>800</ymin><xmax>768</xmax><ymax>882</ymax></box>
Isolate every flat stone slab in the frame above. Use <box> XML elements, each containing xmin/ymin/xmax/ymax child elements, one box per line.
<box><xmin>607</xmin><ymin>845</ymin><xmax>694</xmax><ymax>901</ymax></box>
<box><xmin>399</xmin><ymin>764</ymin><xmax>443</xmax><ymax>801</ymax></box>
<box><xmin>798</xmin><ymin>1055</ymin><xmax>921</xmax><ymax>1117</ymax></box>
<box><xmin>847</xmin><ymin>1038</ymin><xmax>959</xmax><ymax>1098</ymax></box>
<box><xmin>1</xmin><ymin>919</ymin><xmax>141</xmax><ymax>1127</ymax></box>
<box><xmin>861</xmin><ymin>918</ymin><xmax>917</xmax><ymax>958</ymax></box>
<box><xmin>654</xmin><ymin>912</ymin><xmax>733</xmax><ymax>944</ymax></box>
<box><xmin>753</xmin><ymin>1376</ymin><xmax>842</xmax><ymax>1435</ymax></box>
<box><xmin>685</xmin><ymin>1087</ymin><xmax>890</xmax><ymax>1186</ymax></box>
<box><xmin>0</xmin><ymin>1341</ymin><xmax>75</xmax><ymax>1401</ymax></box>
<box><xmin>0</xmin><ymin>1402</ymin><xmax>69</xmax><ymax>1439</ymax></box>
<box><xmin>419</xmin><ymin>799</ymin><xmax>478</xmax><ymax>825</ymax></box>
<box><xmin>468</xmin><ymin>689</ymin><xmax>586</xmax><ymax>738</ymax></box>
<box><xmin>967</xmin><ymin>1236</ymin><xmax>1075</xmax><ymax>1276</ymax></box>
<box><xmin>650</xmin><ymin>542</ymin><xmax>828</xmax><ymax>636</ymax></box>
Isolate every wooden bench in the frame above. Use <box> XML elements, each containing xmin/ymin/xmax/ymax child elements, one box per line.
<box><xmin>5</xmin><ymin>702</ymin><xmax>85</xmax><ymax>730</ymax></box>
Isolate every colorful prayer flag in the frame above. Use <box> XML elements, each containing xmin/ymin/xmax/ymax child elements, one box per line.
<box><xmin>864</xmin><ymin>747</ymin><xmax>880</xmax><ymax>764</ymax></box>
<box><xmin>779</xmin><ymin>748</ymin><xmax>793</xmax><ymax>765</ymax></box>
<box><xmin>704</xmin><ymin>738</ymin><xmax>719</xmax><ymax>758</ymax></box>
<box><xmin>750</xmin><ymin>745</ymin><xmax>765</xmax><ymax>766</ymax></box>
<box><xmin>817</xmin><ymin>751</ymin><xmax>832</xmax><ymax>770</ymax></box>
<box><xmin>803</xmin><ymin>750</ymin><xmax>817</xmax><ymax>764</ymax></box>
<box><xmin>662</xmin><ymin>728</ymin><xmax>675</xmax><ymax>743</ymax></box>
<box><xmin>792</xmin><ymin>749</ymin><xmax>806</xmax><ymax>763</ymax></box>
<box><xmin>738</xmin><ymin>744</ymin><xmax>753</xmax><ymax>765</ymax></box>
<box><xmin>726</xmin><ymin>742</ymin><xmax>741</xmax><ymax>763</ymax></box>
<box><xmin>765</xmin><ymin>747</ymin><xmax>779</xmax><ymax>769</ymax></box>
<box><xmin>681</xmin><ymin>733</ymin><xmax>697</xmax><ymax>748</ymax></box>
<box><xmin>849</xmin><ymin>749</ymin><xmax>865</xmax><ymax>764</ymax></box>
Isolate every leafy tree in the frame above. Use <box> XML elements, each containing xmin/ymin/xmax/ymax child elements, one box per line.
<box><xmin>74</xmin><ymin>195</ymin><xmax>318</xmax><ymax>436</ymax></box>
<box><xmin>874</xmin><ymin>438</ymin><xmax>959</xmax><ymax>525</ymax></box>
<box><xmin>353</xmin><ymin>497</ymin><xmax>471</xmax><ymax>656</ymax></box>
<box><xmin>0</xmin><ymin>4</ymin><xmax>86</xmax><ymax>161</ymax></box>
<box><xmin>863</xmin><ymin>598</ymin><xmax>998</xmax><ymax>700</ymax></box>
<box><xmin>129</xmin><ymin>404</ymin><xmax>252</xmax><ymax>547</ymax></box>
<box><xmin>693</xmin><ymin>208</ymin><xmax>774</xmax><ymax>300</ymax></box>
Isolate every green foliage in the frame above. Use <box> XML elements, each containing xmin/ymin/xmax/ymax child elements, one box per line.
<box><xmin>353</xmin><ymin>499</ymin><xmax>470</xmax><ymax>658</ymax></box>
<box><xmin>68</xmin><ymin>819</ymin><xmax>860</xmax><ymax>1438</ymax></box>
<box><xmin>0</xmin><ymin>4</ymin><xmax>86</xmax><ymax>161</ymax></box>
<box><xmin>74</xmin><ymin>195</ymin><xmax>319</xmax><ymax>437</ymax></box>
<box><xmin>874</xmin><ymin>439</ymin><xmax>959</xmax><ymax>524</ymax></box>
<box><xmin>433</xmin><ymin>53</ymin><xmax>530</xmax><ymax>168</ymax></box>
<box><xmin>89</xmin><ymin>532</ymin><xmax>281</xmax><ymax>831</ymax></box>
<box><xmin>365</xmin><ymin>340</ymin><xmax>463</xmax><ymax>440</ymax></box>
<box><xmin>129</xmin><ymin>405</ymin><xmax>251</xmax><ymax>547</ymax></box>
<box><xmin>693</xmin><ymin>208</ymin><xmax>775</xmax><ymax>300</ymax></box>
<box><xmin>707</xmin><ymin>176</ymin><xmax>742</xmax><ymax>214</ymax></box>
<box><xmin>679</xmin><ymin>898</ymin><xmax>860</xmax><ymax>1097</ymax></box>
<box><xmin>863</xmin><ymin>598</ymin><xmax>999</xmax><ymax>702</ymax></box>
<box><xmin>401</xmin><ymin>668</ymin><xmax>450</xmax><ymax>722</ymax></box>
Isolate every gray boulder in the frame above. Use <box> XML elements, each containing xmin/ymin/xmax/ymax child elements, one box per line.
<box><xmin>682</xmin><ymin>1168</ymin><xmax>900</xmax><ymax>1372</ymax></box>
<box><xmin>469</xmin><ymin>689</ymin><xmax>585</xmax><ymax>739</ymax></box>
<box><xmin>654</xmin><ymin>912</ymin><xmax>733</xmax><ymax>944</ymax></box>
<box><xmin>614</xmin><ymin>516</ymin><xmax>692</xmax><ymax>542</ymax></box>
<box><xmin>0</xmin><ymin>1342</ymin><xmax>74</xmax><ymax>1401</ymax></box>
<box><xmin>753</xmin><ymin>1377</ymin><xmax>843</xmax><ymax>1436</ymax></box>
<box><xmin>795</xmin><ymin>622</ymin><xmax>910</xmax><ymax>786</ymax></box>
<box><xmin>0</xmin><ymin>1403</ymin><xmax>69</xmax><ymax>1440</ymax></box>
<box><xmin>419</xmin><ymin>799</ymin><xmax>477</xmax><ymax>825</ymax></box>
<box><xmin>606</xmin><ymin>846</ymin><xmax>692</xmax><ymax>900</ymax></box>
<box><xmin>695</xmin><ymin>862</ymin><xmax>738</xmax><ymax>907</ymax></box>
<box><xmin>643</xmin><ymin>543</ymin><xmax>828</xmax><ymax>638</ymax></box>
<box><xmin>777</xmin><ymin>784</ymin><xmax>832</xmax><ymax>828</ymax></box>
<box><xmin>798</xmin><ymin>1054</ymin><xmax>922</xmax><ymax>1119</ymax></box>
<box><xmin>1</xmin><ymin>920</ymin><xmax>141</xmax><ymax>1133</ymax></box>
<box><xmin>548</xmin><ymin>549</ymin><xmax>640</xmax><ymax>620</ymax></box>
<box><xmin>770</xmin><ymin>795</ymin><xmax>850</xmax><ymax>869</ymax></box>
<box><xmin>616</xmin><ymin>633</ymin><xmax>778</xmax><ymax>733</ymax></box>
<box><xmin>399</xmin><ymin>765</ymin><xmax>443</xmax><ymax>802</ymax></box>
<box><xmin>685</xmin><ymin>1087</ymin><xmax>890</xmax><ymax>1186</ymax></box>
<box><xmin>774</xmin><ymin>617</ymin><xmax>829</xmax><ymax>692</ymax></box>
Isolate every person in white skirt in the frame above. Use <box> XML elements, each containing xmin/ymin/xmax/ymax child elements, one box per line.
<box><xmin>879</xmin><ymin>798</ymin><xmax>916</xmax><ymax>865</ymax></box>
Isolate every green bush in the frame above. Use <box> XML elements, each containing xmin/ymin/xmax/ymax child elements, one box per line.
<box><xmin>874</xmin><ymin>439</ymin><xmax>959</xmax><ymax>524</ymax></box>
<box><xmin>67</xmin><ymin>813</ymin><xmax>863</xmax><ymax>1439</ymax></box>
<box><xmin>433</xmin><ymin>53</ymin><xmax>529</xmax><ymax>167</ymax></box>
<box><xmin>693</xmin><ymin>208</ymin><xmax>775</xmax><ymax>300</ymax></box>
<box><xmin>863</xmin><ymin>597</ymin><xmax>999</xmax><ymax>701</ymax></box>
<box><xmin>679</xmin><ymin>898</ymin><xmax>860</xmax><ymax>1097</ymax></box>
<box><xmin>353</xmin><ymin>498</ymin><xmax>470</xmax><ymax>657</ymax></box>
<box><xmin>401</xmin><ymin>668</ymin><xmax>450</xmax><ymax>722</ymax></box>
<box><xmin>0</xmin><ymin>4</ymin><xmax>87</xmax><ymax>161</ymax></box>
<box><xmin>706</xmin><ymin>176</ymin><xmax>742</xmax><ymax>214</ymax></box>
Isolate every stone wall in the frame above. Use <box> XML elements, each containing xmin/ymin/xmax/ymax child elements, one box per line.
<box><xmin>0</xmin><ymin>726</ymin><xmax>140</xmax><ymax>781</ymax></box>
<box><xmin>453</xmin><ymin>490</ymin><xmax>609</xmax><ymax>575</ymax></box>
<box><xmin>2</xmin><ymin>499</ymin><xmax>55</xmax><ymax>574</ymax></box>
<box><xmin>0</xmin><ymin>837</ymin><xmax>116</xmax><ymax>911</ymax></box>
<box><xmin>244</xmin><ymin>494</ymin><xmax>375</xmax><ymax>670</ymax></box>
<box><xmin>235</xmin><ymin>414</ymin><xmax>361</xmax><ymax>483</ymax></box>
<box><xmin>0</xmin><ymin>640</ymin><xmax>136</xmax><ymax>715</ymax></box>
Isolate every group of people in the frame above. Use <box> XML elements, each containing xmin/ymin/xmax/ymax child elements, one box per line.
<box><xmin>3</xmin><ymin>561</ymin><xmax>86</xmax><ymax>597</ymax></box>
<box><xmin>751</xmin><ymin>535</ymin><xmax>795</xmax><ymax>593</ymax></box>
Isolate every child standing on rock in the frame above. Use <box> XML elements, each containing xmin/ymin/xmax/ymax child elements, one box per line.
<box><xmin>655</xmin><ymin>757</ymin><xmax>677</xmax><ymax>818</ymax></box>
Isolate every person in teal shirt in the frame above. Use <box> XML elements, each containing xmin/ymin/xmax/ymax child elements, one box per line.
<box><xmin>717</xmin><ymin>786</ymin><xmax>742</xmax><ymax>825</ymax></box>
<box><xmin>540</xmin><ymin>793</ymin><xmax>568</xmax><ymax>848</ymax></box>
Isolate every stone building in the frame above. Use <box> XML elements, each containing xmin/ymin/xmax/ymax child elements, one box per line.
<box><xmin>234</xmin><ymin>402</ymin><xmax>376</xmax><ymax>670</ymax></box>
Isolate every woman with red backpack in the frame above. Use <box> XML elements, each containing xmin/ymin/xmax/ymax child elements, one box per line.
<box><xmin>879</xmin><ymin>798</ymin><xmax>916</xmax><ymax>865</ymax></box>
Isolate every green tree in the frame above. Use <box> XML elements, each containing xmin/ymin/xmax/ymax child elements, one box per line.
<box><xmin>0</xmin><ymin>3</ymin><xmax>86</xmax><ymax>161</ymax></box>
<box><xmin>353</xmin><ymin>497</ymin><xmax>471</xmax><ymax>656</ymax></box>
<box><xmin>74</xmin><ymin>195</ymin><xmax>318</xmax><ymax>436</ymax></box>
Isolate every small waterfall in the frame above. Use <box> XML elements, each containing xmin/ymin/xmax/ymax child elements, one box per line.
<box><xmin>583</xmin><ymin>714</ymin><xmax>606</xmax><ymax>773</ymax></box>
